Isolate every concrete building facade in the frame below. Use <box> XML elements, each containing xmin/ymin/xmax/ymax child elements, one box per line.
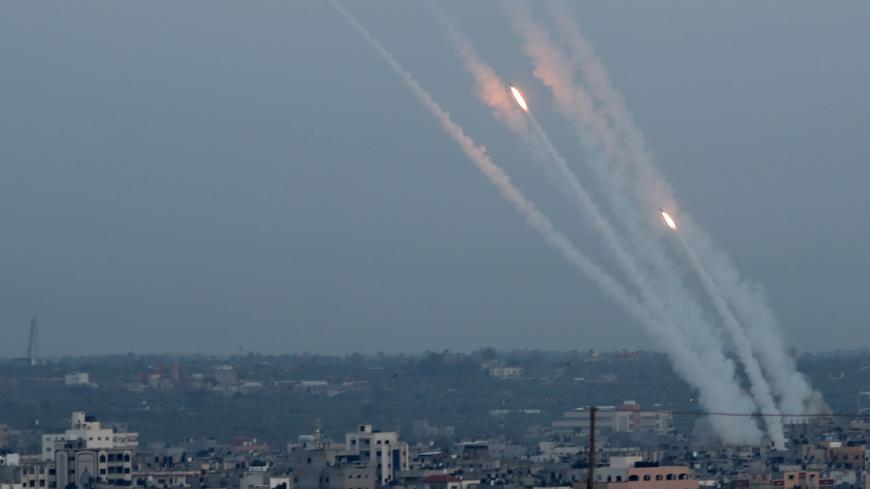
<box><xmin>554</xmin><ymin>402</ymin><xmax>671</xmax><ymax>434</ymax></box>
<box><xmin>41</xmin><ymin>412</ymin><xmax>138</xmax><ymax>463</ymax></box>
<box><xmin>345</xmin><ymin>425</ymin><xmax>409</xmax><ymax>486</ymax></box>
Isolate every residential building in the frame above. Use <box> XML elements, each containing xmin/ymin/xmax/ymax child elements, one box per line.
<box><xmin>0</xmin><ymin>454</ymin><xmax>19</xmax><ymax>467</ymax></box>
<box><xmin>488</xmin><ymin>367</ymin><xmax>523</xmax><ymax>379</ymax></box>
<box><xmin>41</xmin><ymin>412</ymin><xmax>138</xmax><ymax>463</ymax></box>
<box><xmin>64</xmin><ymin>373</ymin><xmax>92</xmax><ymax>388</ymax></box>
<box><xmin>590</xmin><ymin>457</ymin><xmax>697</xmax><ymax>489</ymax></box>
<box><xmin>554</xmin><ymin>402</ymin><xmax>671</xmax><ymax>433</ymax></box>
<box><xmin>345</xmin><ymin>425</ymin><xmax>409</xmax><ymax>486</ymax></box>
<box><xmin>53</xmin><ymin>439</ymin><xmax>134</xmax><ymax>488</ymax></box>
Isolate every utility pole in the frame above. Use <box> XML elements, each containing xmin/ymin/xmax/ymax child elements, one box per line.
<box><xmin>587</xmin><ymin>406</ymin><xmax>597</xmax><ymax>489</ymax></box>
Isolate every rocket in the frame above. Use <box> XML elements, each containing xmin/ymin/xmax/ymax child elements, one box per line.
<box><xmin>660</xmin><ymin>209</ymin><xmax>677</xmax><ymax>230</ymax></box>
<box><xmin>509</xmin><ymin>85</ymin><xmax>528</xmax><ymax>112</ymax></box>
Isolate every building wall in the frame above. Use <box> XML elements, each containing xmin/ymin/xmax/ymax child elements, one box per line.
<box><xmin>780</xmin><ymin>471</ymin><xmax>820</xmax><ymax>489</ymax></box>
<box><xmin>324</xmin><ymin>464</ymin><xmax>374</xmax><ymax>489</ymax></box>
<box><xmin>592</xmin><ymin>466</ymin><xmax>697</xmax><ymax>489</ymax></box>
<box><xmin>345</xmin><ymin>426</ymin><xmax>409</xmax><ymax>486</ymax></box>
<box><xmin>132</xmin><ymin>471</ymin><xmax>198</xmax><ymax>488</ymax></box>
<box><xmin>54</xmin><ymin>448</ymin><xmax>133</xmax><ymax>488</ymax></box>
<box><xmin>17</xmin><ymin>465</ymin><xmax>49</xmax><ymax>489</ymax></box>
<box><xmin>826</xmin><ymin>446</ymin><xmax>865</xmax><ymax>468</ymax></box>
<box><xmin>556</xmin><ymin>405</ymin><xmax>673</xmax><ymax>433</ymax></box>
<box><xmin>42</xmin><ymin>413</ymin><xmax>138</xmax><ymax>463</ymax></box>
<box><xmin>64</xmin><ymin>373</ymin><xmax>90</xmax><ymax>387</ymax></box>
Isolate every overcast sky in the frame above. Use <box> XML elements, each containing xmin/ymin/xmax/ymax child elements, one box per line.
<box><xmin>1</xmin><ymin>1</ymin><xmax>868</xmax><ymax>357</ymax></box>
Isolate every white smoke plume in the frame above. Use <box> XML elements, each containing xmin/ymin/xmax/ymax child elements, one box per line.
<box><xmin>446</xmin><ymin>23</ymin><xmax>764</xmax><ymax>444</ymax></box>
<box><xmin>326</xmin><ymin>1</ymin><xmax>764</xmax><ymax>444</ymax></box>
<box><xmin>674</xmin><ymin>230</ymin><xmax>785</xmax><ymax>448</ymax></box>
<box><xmin>542</xmin><ymin>0</ymin><xmax>825</xmax><ymax>419</ymax></box>
<box><xmin>506</xmin><ymin>2</ymin><xmax>788</xmax><ymax>444</ymax></box>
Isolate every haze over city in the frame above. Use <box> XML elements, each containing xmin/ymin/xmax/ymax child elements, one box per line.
<box><xmin>7</xmin><ymin>4</ymin><xmax>870</xmax><ymax>489</ymax></box>
<box><xmin>1</xmin><ymin>1</ymin><xmax>869</xmax><ymax>359</ymax></box>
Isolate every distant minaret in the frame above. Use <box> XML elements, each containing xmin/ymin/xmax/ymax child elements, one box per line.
<box><xmin>27</xmin><ymin>317</ymin><xmax>39</xmax><ymax>366</ymax></box>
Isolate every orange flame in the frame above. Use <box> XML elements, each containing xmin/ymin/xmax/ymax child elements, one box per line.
<box><xmin>661</xmin><ymin>210</ymin><xmax>677</xmax><ymax>230</ymax></box>
<box><xmin>510</xmin><ymin>86</ymin><xmax>528</xmax><ymax>111</ymax></box>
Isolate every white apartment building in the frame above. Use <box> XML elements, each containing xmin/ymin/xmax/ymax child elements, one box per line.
<box><xmin>345</xmin><ymin>425</ymin><xmax>409</xmax><ymax>486</ymax></box>
<box><xmin>41</xmin><ymin>412</ymin><xmax>139</xmax><ymax>461</ymax></box>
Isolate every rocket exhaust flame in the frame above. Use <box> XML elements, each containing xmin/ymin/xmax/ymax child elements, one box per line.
<box><xmin>510</xmin><ymin>85</ymin><xmax>528</xmax><ymax>111</ymax></box>
<box><xmin>661</xmin><ymin>210</ymin><xmax>677</xmax><ymax>230</ymax></box>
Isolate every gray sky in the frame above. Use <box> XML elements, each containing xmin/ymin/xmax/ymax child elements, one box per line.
<box><xmin>1</xmin><ymin>1</ymin><xmax>868</xmax><ymax>356</ymax></box>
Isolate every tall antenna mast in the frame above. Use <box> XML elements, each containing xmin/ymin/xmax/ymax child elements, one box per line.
<box><xmin>587</xmin><ymin>406</ymin><xmax>597</xmax><ymax>489</ymax></box>
<box><xmin>27</xmin><ymin>317</ymin><xmax>39</xmax><ymax>366</ymax></box>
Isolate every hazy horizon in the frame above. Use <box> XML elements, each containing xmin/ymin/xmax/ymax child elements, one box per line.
<box><xmin>2</xmin><ymin>1</ymin><xmax>869</xmax><ymax>357</ymax></box>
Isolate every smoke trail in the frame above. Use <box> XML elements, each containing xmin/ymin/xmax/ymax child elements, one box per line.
<box><xmin>525</xmin><ymin>105</ymin><xmax>783</xmax><ymax>445</ymax></box>
<box><xmin>326</xmin><ymin>0</ymin><xmax>762</xmax><ymax>444</ymax></box>
<box><xmin>505</xmin><ymin>2</ymin><xmax>777</xmax><ymax>443</ymax></box>
<box><xmin>683</xmin><ymin>224</ymin><xmax>830</xmax><ymax>419</ymax></box>
<box><xmin>544</xmin><ymin>0</ymin><xmax>824</xmax><ymax>419</ymax></box>
<box><xmin>447</xmin><ymin>25</ymin><xmax>763</xmax><ymax>444</ymax></box>
<box><xmin>447</xmin><ymin>26</ymin><xmax>661</xmax><ymax>314</ymax></box>
<box><xmin>669</xmin><ymin>228</ymin><xmax>784</xmax><ymax>448</ymax></box>
<box><xmin>529</xmin><ymin>103</ymin><xmax>785</xmax><ymax>449</ymax></box>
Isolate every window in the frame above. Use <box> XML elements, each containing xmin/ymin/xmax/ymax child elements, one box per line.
<box><xmin>643</xmin><ymin>475</ymin><xmax>651</xmax><ymax>481</ymax></box>
<box><xmin>656</xmin><ymin>475</ymin><xmax>663</xmax><ymax>480</ymax></box>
